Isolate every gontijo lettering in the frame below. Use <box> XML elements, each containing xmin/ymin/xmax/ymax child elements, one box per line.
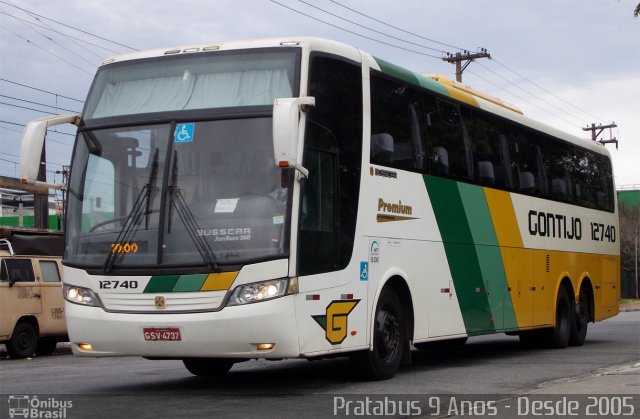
<box><xmin>528</xmin><ymin>210</ymin><xmax>582</xmax><ymax>240</ymax></box>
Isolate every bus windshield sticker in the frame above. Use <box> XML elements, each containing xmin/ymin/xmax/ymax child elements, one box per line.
<box><xmin>174</xmin><ymin>123</ymin><xmax>195</xmax><ymax>143</ymax></box>
<box><xmin>214</xmin><ymin>198</ymin><xmax>239</xmax><ymax>213</ymax></box>
<box><xmin>273</xmin><ymin>215</ymin><xmax>284</xmax><ymax>225</ymax></box>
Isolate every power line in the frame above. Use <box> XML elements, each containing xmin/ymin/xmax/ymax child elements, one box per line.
<box><xmin>0</xmin><ymin>101</ymin><xmax>60</xmax><ymax>115</ymax></box>
<box><xmin>326</xmin><ymin>0</ymin><xmax>469</xmax><ymax>51</ymax></box>
<box><xmin>474</xmin><ymin>62</ymin><xmax>588</xmax><ymax>126</ymax></box>
<box><xmin>270</xmin><ymin>0</ymin><xmax>442</xmax><ymax>59</ymax></box>
<box><xmin>0</xmin><ymin>23</ymin><xmax>94</xmax><ymax>75</ymax></box>
<box><xmin>1</xmin><ymin>1</ymin><xmax>106</xmax><ymax>60</ymax></box>
<box><xmin>0</xmin><ymin>3</ymin><xmax>98</xmax><ymax>68</ymax></box>
<box><xmin>0</xmin><ymin>0</ymin><xmax>138</xmax><ymax>51</ymax></box>
<box><xmin>0</xmin><ymin>150</ymin><xmax>66</xmax><ymax>167</ymax></box>
<box><xmin>490</xmin><ymin>58</ymin><xmax>608</xmax><ymax>123</ymax></box>
<box><xmin>296</xmin><ymin>0</ymin><xmax>447</xmax><ymax>54</ymax></box>
<box><xmin>0</xmin><ymin>78</ymin><xmax>84</xmax><ymax>103</ymax></box>
<box><xmin>466</xmin><ymin>69</ymin><xmax>582</xmax><ymax>128</ymax></box>
<box><xmin>0</xmin><ymin>94</ymin><xmax>81</xmax><ymax>113</ymax></box>
<box><xmin>318</xmin><ymin>1</ymin><xmax>609</xmax><ymax>128</ymax></box>
<box><xmin>0</xmin><ymin>10</ymin><xmax>122</xmax><ymax>55</ymax></box>
<box><xmin>0</xmin><ymin>120</ymin><xmax>76</xmax><ymax>140</ymax></box>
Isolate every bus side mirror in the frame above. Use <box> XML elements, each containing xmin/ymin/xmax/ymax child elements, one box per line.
<box><xmin>273</xmin><ymin>97</ymin><xmax>315</xmax><ymax>178</ymax></box>
<box><xmin>20</xmin><ymin>114</ymin><xmax>80</xmax><ymax>190</ymax></box>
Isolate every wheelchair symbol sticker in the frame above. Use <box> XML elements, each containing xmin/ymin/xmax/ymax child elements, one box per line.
<box><xmin>174</xmin><ymin>123</ymin><xmax>195</xmax><ymax>143</ymax></box>
<box><xmin>360</xmin><ymin>261</ymin><xmax>368</xmax><ymax>281</ymax></box>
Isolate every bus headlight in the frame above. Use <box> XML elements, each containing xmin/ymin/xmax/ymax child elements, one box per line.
<box><xmin>63</xmin><ymin>284</ymin><xmax>101</xmax><ymax>307</ymax></box>
<box><xmin>227</xmin><ymin>279</ymin><xmax>289</xmax><ymax>306</ymax></box>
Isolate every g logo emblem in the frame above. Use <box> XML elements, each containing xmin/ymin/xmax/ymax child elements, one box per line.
<box><xmin>312</xmin><ymin>299</ymin><xmax>360</xmax><ymax>344</ymax></box>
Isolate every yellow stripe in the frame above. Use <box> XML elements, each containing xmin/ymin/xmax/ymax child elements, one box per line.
<box><xmin>484</xmin><ymin>188</ymin><xmax>523</xmax><ymax>248</ymax></box>
<box><xmin>442</xmin><ymin>85</ymin><xmax>479</xmax><ymax>108</ymax></box>
<box><xmin>200</xmin><ymin>272</ymin><xmax>238</xmax><ymax>291</ymax></box>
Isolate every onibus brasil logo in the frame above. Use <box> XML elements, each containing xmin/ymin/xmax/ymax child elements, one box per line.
<box><xmin>8</xmin><ymin>395</ymin><xmax>72</xmax><ymax>418</ymax></box>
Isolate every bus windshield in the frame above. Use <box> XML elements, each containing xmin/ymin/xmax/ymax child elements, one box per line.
<box><xmin>83</xmin><ymin>49</ymin><xmax>297</xmax><ymax>120</ymax></box>
<box><xmin>66</xmin><ymin>118</ymin><xmax>291</xmax><ymax>270</ymax></box>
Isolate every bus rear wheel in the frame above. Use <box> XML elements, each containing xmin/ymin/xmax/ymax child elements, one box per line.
<box><xmin>352</xmin><ymin>288</ymin><xmax>405</xmax><ymax>380</ymax></box>
<box><xmin>182</xmin><ymin>358</ymin><xmax>235</xmax><ymax>377</ymax></box>
<box><xmin>542</xmin><ymin>285</ymin><xmax>572</xmax><ymax>349</ymax></box>
<box><xmin>569</xmin><ymin>288</ymin><xmax>590</xmax><ymax>346</ymax></box>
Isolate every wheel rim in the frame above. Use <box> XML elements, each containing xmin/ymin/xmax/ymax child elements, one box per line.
<box><xmin>375</xmin><ymin>307</ymin><xmax>401</xmax><ymax>362</ymax></box>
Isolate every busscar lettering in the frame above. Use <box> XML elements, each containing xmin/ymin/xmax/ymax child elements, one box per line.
<box><xmin>528</xmin><ymin>210</ymin><xmax>582</xmax><ymax>240</ymax></box>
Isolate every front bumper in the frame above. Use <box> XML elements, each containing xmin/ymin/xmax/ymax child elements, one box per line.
<box><xmin>66</xmin><ymin>295</ymin><xmax>300</xmax><ymax>358</ymax></box>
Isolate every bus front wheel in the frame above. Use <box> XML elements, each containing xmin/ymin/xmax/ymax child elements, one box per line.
<box><xmin>182</xmin><ymin>358</ymin><xmax>235</xmax><ymax>377</ymax></box>
<box><xmin>351</xmin><ymin>288</ymin><xmax>405</xmax><ymax>380</ymax></box>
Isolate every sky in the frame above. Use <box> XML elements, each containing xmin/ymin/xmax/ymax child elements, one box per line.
<box><xmin>0</xmin><ymin>0</ymin><xmax>638</xmax><ymax>187</ymax></box>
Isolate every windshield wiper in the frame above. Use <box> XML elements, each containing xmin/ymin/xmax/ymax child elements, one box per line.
<box><xmin>162</xmin><ymin>151</ymin><xmax>219</xmax><ymax>271</ymax></box>
<box><xmin>103</xmin><ymin>149</ymin><xmax>159</xmax><ymax>273</ymax></box>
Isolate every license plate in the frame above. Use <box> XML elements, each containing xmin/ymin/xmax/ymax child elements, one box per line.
<box><xmin>143</xmin><ymin>327</ymin><xmax>182</xmax><ymax>341</ymax></box>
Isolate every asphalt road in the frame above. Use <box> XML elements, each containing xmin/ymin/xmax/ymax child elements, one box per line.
<box><xmin>1</xmin><ymin>311</ymin><xmax>638</xmax><ymax>418</ymax></box>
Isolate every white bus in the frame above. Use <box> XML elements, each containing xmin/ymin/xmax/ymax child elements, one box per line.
<box><xmin>20</xmin><ymin>38</ymin><xmax>619</xmax><ymax>380</ymax></box>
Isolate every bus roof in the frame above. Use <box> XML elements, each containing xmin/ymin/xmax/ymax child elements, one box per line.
<box><xmin>98</xmin><ymin>36</ymin><xmax>609</xmax><ymax>159</ymax></box>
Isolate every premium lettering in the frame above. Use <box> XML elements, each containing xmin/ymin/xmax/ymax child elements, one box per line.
<box><xmin>378</xmin><ymin>198</ymin><xmax>412</xmax><ymax>215</ymax></box>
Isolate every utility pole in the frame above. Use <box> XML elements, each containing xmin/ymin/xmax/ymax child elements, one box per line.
<box><xmin>583</xmin><ymin>122</ymin><xmax>618</xmax><ymax>149</ymax></box>
<box><xmin>443</xmin><ymin>49</ymin><xmax>491</xmax><ymax>82</ymax></box>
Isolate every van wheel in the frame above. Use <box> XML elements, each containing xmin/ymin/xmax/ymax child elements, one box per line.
<box><xmin>183</xmin><ymin>358</ymin><xmax>235</xmax><ymax>377</ymax></box>
<box><xmin>36</xmin><ymin>338</ymin><xmax>58</xmax><ymax>356</ymax></box>
<box><xmin>569</xmin><ymin>288</ymin><xmax>589</xmax><ymax>346</ymax></box>
<box><xmin>352</xmin><ymin>288</ymin><xmax>405</xmax><ymax>380</ymax></box>
<box><xmin>542</xmin><ymin>285</ymin><xmax>572</xmax><ymax>349</ymax></box>
<box><xmin>7</xmin><ymin>321</ymin><xmax>38</xmax><ymax>359</ymax></box>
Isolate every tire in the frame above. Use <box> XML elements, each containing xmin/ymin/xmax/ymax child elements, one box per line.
<box><xmin>6</xmin><ymin>321</ymin><xmax>38</xmax><ymax>359</ymax></box>
<box><xmin>569</xmin><ymin>288</ymin><xmax>589</xmax><ymax>347</ymax></box>
<box><xmin>36</xmin><ymin>338</ymin><xmax>58</xmax><ymax>356</ymax></box>
<box><xmin>542</xmin><ymin>285</ymin><xmax>572</xmax><ymax>349</ymax></box>
<box><xmin>183</xmin><ymin>358</ymin><xmax>235</xmax><ymax>377</ymax></box>
<box><xmin>352</xmin><ymin>288</ymin><xmax>405</xmax><ymax>380</ymax></box>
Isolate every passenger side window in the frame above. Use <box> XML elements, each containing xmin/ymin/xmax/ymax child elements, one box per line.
<box><xmin>424</xmin><ymin>95</ymin><xmax>472</xmax><ymax>181</ymax></box>
<box><xmin>39</xmin><ymin>260</ymin><xmax>61</xmax><ymax>282</ymax></box>
<box><xmin>370</xmin><ymin>73</ymin><xmax>426</xmax><ymax>171</ymax></box>
<box><xmin>0</xmin><ymin>259</ymin><xmax>35</xmax><ymax>283</ymax></box>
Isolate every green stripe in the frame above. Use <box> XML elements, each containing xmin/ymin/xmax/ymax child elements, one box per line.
<box><xmin>172</xmin><ymin>274</ymin><xmax>207</xmax><ymax>292</ymax></box>
<box><xmin>424</xmin><ymin>176</ymin><xmax>495</xmax><ymax>335</ymax></box>
<box><xmin>144</xmin><ymin>275</ymin><xmax>180</xmax><ymax>293</ymax></box>
<box><xmin>457</xmin><ymin>184</ymin><xmax>517</xmax><ymax>330</ymax></box>
<box><xmin>373</xmin><ymin>57</ymin><xmax>449</xmax><ymax>96</ymax></box>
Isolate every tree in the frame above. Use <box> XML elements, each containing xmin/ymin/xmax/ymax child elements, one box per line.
<box><xmin>636</xmin><ymin>2</ymin><xmax>640</xmax><ymax>17</ymax></box>
<box><xmin>619</xmin><ymin>201</ymin><xmax>640</xmax><ymax>298</ymax></box>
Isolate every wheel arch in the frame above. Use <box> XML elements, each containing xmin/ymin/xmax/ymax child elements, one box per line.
<box><xmin>9</xmin><ymin>315</ymin><xmax>39</xmax><ymax>340</ymax></box>
<box><xmin>370</xmin><ymin>273</ymin><xmax>414</xmax><ymax>364</ymax></box>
